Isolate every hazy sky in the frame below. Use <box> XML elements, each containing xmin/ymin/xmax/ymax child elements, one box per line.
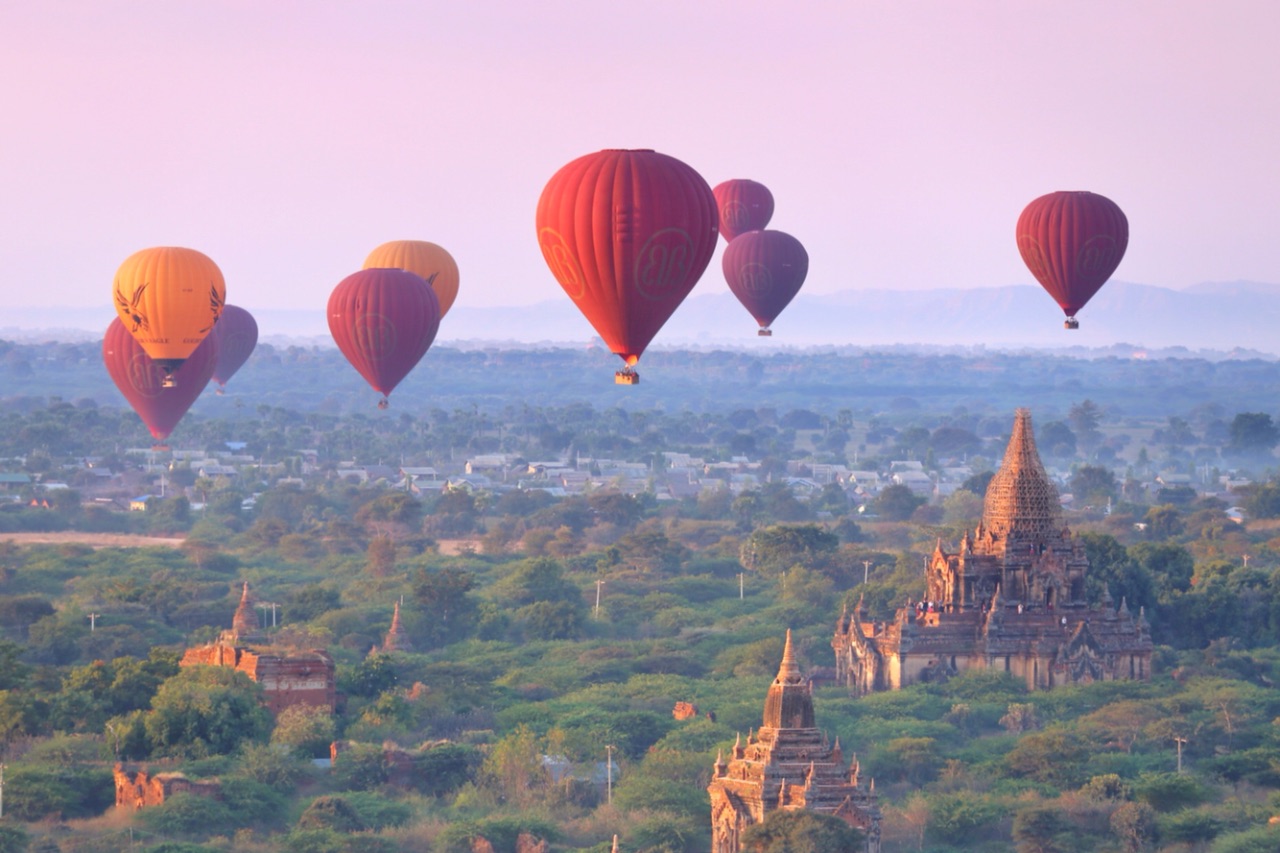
<box><xmin>3</xmin><ymin>1</ymin><xmax>1278</xmax><ymax>317</ymax></box>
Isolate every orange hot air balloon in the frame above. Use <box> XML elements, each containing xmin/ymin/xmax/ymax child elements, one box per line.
<box><xmin>364</xmin><ymin>240</ymin><xmax>461</xmax><ymax>318</ymax></box>
<box><xmin>103</xmin><ymin>317</ymin><xmax>218</xmax><ymax>444</ymax></box>
<box><xmin>1016</xmin><ymin>191</ymin><xmax>1128</xmax><ymax>329</ymax></box>
<box><xmin>536</xmin><ymin>149</ymin><xmax>719</xmax><ymax>384</ymax></box>
<box><xmin>112</xmin><ymin>247</ymin><xmax>225</xmax><ymax>386</ymax></box>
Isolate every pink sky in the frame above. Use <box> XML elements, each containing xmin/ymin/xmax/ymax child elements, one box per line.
<box><xmin>2</xmin><ymin>1</ymin><xmax>1278</xmax><ymax>317</ymax></box>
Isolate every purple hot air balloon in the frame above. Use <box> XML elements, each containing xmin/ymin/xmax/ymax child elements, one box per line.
<box><xmin>722</xmin><ymin>230</ymin><xmax>809</xmax><ymax>336</ymax></box>
<box><xmin>211</xmin><ymin>304</ymin><xmax>258</xmax><ymax>392</ymax></box>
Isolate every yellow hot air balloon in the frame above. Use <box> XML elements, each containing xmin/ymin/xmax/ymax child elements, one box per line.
<box><xmin>364</xmin><ymin>240</ymin><xmax>459</xmax><ymax>318</ymax></box>
<box><xmin>112</xmin><ymin>247</ymin><xmax>226</xmax><ymax>387</ymax></box>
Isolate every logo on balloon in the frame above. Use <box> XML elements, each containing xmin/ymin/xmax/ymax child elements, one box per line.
<box><xmin>1075</xmin><ymin>235</ymin><xmax>1121</xmax><ymax>282</ymax></box>
<box><xmin>1017</xmin><ymin>235</ymin><xmax>1052</xmax><ymax>282</ymax></box>
<box><xmin>635</xmin><ymin>228</ymin><xmax>694</xmax><ymax>300</ymax></box>
<box><xmin>721</xmin><ymin>201</ymin><xmax>750</xmax><ymax>232</ymax></box>
<box><xmin>539</xmin><ymin>228</ymin><xmax>586</xmax><ymax>300</ymax></box>
<box><xmin>127</xmin><ymin>353</ymin><xmax>164</xmax><ymax>398</ymax></box>
<box><xmin>737</xmin><ymin>262</ymin><xmax>773</xmax><ymax>296</ymax></box>
<box><xmin>353</xmin><ymin>314</ymin><xmax>398</xmax><ymax>357</ymax></box>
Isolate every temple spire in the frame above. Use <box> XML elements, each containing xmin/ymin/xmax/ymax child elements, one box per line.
<box><xmin>231</xmin><ymin>582</ymin><xmax>259</xmax><ymax>642</ymax></box>
<box><xmin>981</xmin><ymin>409</ymin><xmax>1064</xmax><ymax>549</ymax></box>
<box><xmin>762</xmin><ymin>630</ymin><xmax>815</xmax><ymax>730</ymax></box>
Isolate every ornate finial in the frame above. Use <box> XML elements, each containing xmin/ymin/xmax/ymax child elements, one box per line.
<box><xmin>981</xmin><ymin>409</ymin><xmax>1063</xmax><ymax>548</ymax></box>
<box><xmin>777</xmin><ymin>629</ymin><xmax>800</xmax><ymax>683</ymax></box>
<box><xmin>1117</xmin><ymin>596</ymin><xmax>1130</xmax><ymax>617</ymax></box>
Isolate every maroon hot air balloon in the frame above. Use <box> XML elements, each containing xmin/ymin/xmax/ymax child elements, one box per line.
<box><xmin>103</xmin><ymin>317</ymin><xmax>218</xmax><ymax>443</ymax></box>
<box><xmin>327</xmin><ymin>267</ymin><xmax>440</xmax><ymax>407</ymax></box>
<box><xmin>713</xmin><ymin>179</ymin><xmax>774</xmax><ymax>242</ymax></box>
<box><xmin>537</xmin><ymin>149</ymin><xmax>719</xmax><ymax>384</ymax></box>
<box><xmin>1016</xmin><ymin>191</ymin><xmax>1128</xmax><ymax>329</ymax></box>
<box><xmin>211</xmin><ymin>304</ymin><xmax>258</xmax><ymax>392</ymax></box>
<box><xmin>722</xmin><ymin>230</ymin><xmax>809</xmax><ymax>336</ymax></box>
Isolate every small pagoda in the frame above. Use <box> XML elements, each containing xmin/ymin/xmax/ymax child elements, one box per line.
<box><xmin>708</xmin><ymin>631</ymin><xmax>881</xmax><ymax>853</ymax></box>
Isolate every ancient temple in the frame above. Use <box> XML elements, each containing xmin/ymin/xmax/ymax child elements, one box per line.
<box><xmin>381</xmin><ymin>601</ymin><xmax>414</xmax><ymax>653</ymax></box>
<box><xmin>708</xmin><ymin>631</ymin><xmax>881</xmax><ymax>853</ymax></box>
<box><xmin>833</xmin><ymin>409</ymin><xmax>1153</xmax><ymax>693</ymax></box>
<box><xmin>180</xmin><ymin>581</ymin><xmax>336</xmax><ymax>715</ymax></box>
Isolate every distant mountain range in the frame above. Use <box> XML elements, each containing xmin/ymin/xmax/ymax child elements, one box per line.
<box><xmin>7</xmin><ymin>280</ymin><xmax>1280</xmax><ymax>356</ymax></box>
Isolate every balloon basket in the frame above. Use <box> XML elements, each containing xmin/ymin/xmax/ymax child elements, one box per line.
<box><xmin>377</xmin><ymin>397</ymin><xmax>390</xmax><ymax>410</ymax></box>
<box><xmin>615</xmin><ymin>369</ymin><xmax>640</xmax><ymax>385</ymax></box>
<box><xmin>161</xmin><ymin>376</ymin><xmax>178</xmax><ymax>388</ymax></box>
<box><xmin>215</xmin><ymin>387</ymin><xmax>225</xmax><ymax>396</ymax></box>
<box><xmin>757</xmin><ymin>328</ymin><xmax>773</xmax><ymax>337</ymax></box>
<box><xmin>1064</xmin><ymin>317</ymin><xmax>1079</xmax><ymax>330</ymax></box>
<box><xmin>151</xmin><ymin>444</ymin><xmax>170</xmax><ymax>452</ymax></box>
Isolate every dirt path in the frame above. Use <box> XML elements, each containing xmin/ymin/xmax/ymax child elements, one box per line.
<box><xmin>0</xmin><ymin>532</ymin><xmax>185</xmax><ymax>548</ymax></box>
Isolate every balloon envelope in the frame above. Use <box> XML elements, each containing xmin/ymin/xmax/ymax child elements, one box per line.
<box><xmin>103</xmin><ymin>318</ymin><xmax>217</xmax><ymax>441</ymax></box>
<box><xmin>1016</xmin><ymin>191</ymin><xmax>1128</xmax><ymax>319</ymax></box>
<box><xmin>211</xmin><ymin>304</ymin><xmax>258</xmax><ymax>389</ymax></box>
<box><xmin>327</xmin><ymin>268</ymin><xmax>440</xmax><ymax>401</ymax></box>
<box><xmin>536</xmin><ymin>149</ymin><xmax>719</xmax><ymax>367</ymax></box>
<box><xmin>364</xmin><ymin>240</ymin><xmax>460</xmax><ymax>318</ymax></box>
<box><xmin>112</xmin><ymin>246</ymin><xmax>226</xmax><ymax>371</ymax></box>
<box><xmin>722</xmin><ymin>230</ymin><xmax>809</xmax><ymax>331</ymax></box>
<box><xmin>713</xmin><ymin>179</ymin><xmax>774</xmax><ymax>242</ymax></box>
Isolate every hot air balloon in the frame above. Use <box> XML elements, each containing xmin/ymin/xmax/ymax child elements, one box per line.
<box><xmin>210</xmin><ymin>305</ymin><xmax>258</xmax><ymax>393</ymax></box>
<box><xmin>722</xmin><ymin>230</ymin><xmax>809</xmax><ymax>336</ymax></box>
<box><xmin>103</xmin><ymin>317</ymin><xmax>218</xmax><ymax>444</ymax></box>
<box><xmin>364</xmin><ymin>241</ymin><xmax>460</xmax><ymax>319</ymax></box>
<box><xmin>1016</xmin><ymin>191</ymin><xmax>1128</xmax><ymax>329</ymax></box>
<box><xmin>712</xmin><ymin>179</ymin><xmax>774</xmax><ymax>242</ymax></box>
<box><xmin>327</xmin><ymin>268</ymin><xmax>440</xmax><ymax>408</ymax></box>
<box><xmin>537</xmin><ymin>149</ymin><xmax>719</xmax><ymax>384</ymax></box>
<box><xmin>112</xmin><ymin>247</ymin><xmax>226</xmax><ymax>386</ymax></box>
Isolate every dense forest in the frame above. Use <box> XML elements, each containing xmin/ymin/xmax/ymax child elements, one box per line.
<box><xmin>1</xmin><ymin>344</ymin><xmax>1280</xmax><ymax>851</ymax></box>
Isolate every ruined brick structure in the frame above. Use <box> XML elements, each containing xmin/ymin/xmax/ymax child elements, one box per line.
<box><xmin>179</xmin><ymin>581</ymin><xmax>336</xmax><ymax>714</ymax></box>
<box><xmin>114</xmin><ymin>764</ymin><xmax>221</xmax><ymax>809</ymax></box>
<box><xmin>833</xmin><ymin>409</ymin><xmax>1153</xmax><ymax>693</ymax></box>
<box><xmin>382</xmin><ymin>600</ymin><xmax>413</xmax><ymax>653</ymax></box>
<box><xmin>708</xmin><ymin>631</ymin><xmax>881</xmax><ymax>853</ymax></box>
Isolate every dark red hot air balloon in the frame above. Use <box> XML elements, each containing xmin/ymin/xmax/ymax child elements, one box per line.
<box><xmin>1016</xmin><ymin>191</ymin><xmax>1128</xmax><ymax>329</ymax></box>
<box><xmin>103</xmin><ymin>317</ymin><xmax>217</xmax><ymax>443</ymax></box>
<box><xmin>211</xmin><ymin>304</ymin><xmax>258</xmax><ymax>392</ymax></box>
<box><xmin>537</xmin><ymin>149</ymin><xmax>719</xmax><ymax>384</ymax></box>
<box><xmin>722</xmin><ymin>230</ymin><xmax>809</xmax><ymax>336</ymax></box>
<box><xmin>327</xmin><ymin>268</ymin><xmax>440</xmax><ymax>407</ymax></box>
<box><xmin>713</xmin><ymin>179</ymin><xmax>774</xmax><ymax>242</ymax></box>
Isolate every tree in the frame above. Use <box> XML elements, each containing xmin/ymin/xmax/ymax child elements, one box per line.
<box><xmin>1037</xmin><ymin>421</ymin><xmax>1078</xmax><ymax>458</ymax></box>
<box><xmin>1227</xmin><ymin>412</ymin><xmax>1279</xmax><ymax>455</ymax></box>
<box><xmin>873</xmin><ymin>484</ymin><xmax>925</xmax><ymax>521</ymax></box>
<box><xmin>411</xmin><ymin>567</ymin><xmax>478</xmax><ymax>647</ymax></box>
<box><xmin>740</xmin><ymin>809</ymin><xmax>864</xmax><ymax>853</ymax></box>
<box><xmin>1069</xmin><ymin>465</ymin><xmax>1118</xmax><ymax>505</ymax></box>
<box><xmin>1110</xmin><ymin>801</ymin><xmax>1158</xmax><ymax>852</ymax></box>
<box><xmin>739</xmin><ymin>524</ymin><xmax>839</xmax><ymax>576</ymax></box>
<box><xmin>365</xmin><ymin>535</ymin><xmax>396</xmax><ymax>577</ymax></box>
<box><xmin>143</xmin><ymin>666</ymin><xmax>273</xmax><ymax>759</ymax></box>
<box><xmin>1012</xmin><ymin>806</ymin><xmax>1072</xmax><ymax>853</ymax></box>
<box><xmin>272</xmin><ymin>704</ymin><xmax>337</xmax><ymax>758</ymax></box>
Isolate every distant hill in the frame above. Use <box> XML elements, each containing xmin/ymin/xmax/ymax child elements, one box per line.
<box><xmin>6</xmin><ymin>280</ymin><xmax>1279</xmax><ymax>355</ymax></box>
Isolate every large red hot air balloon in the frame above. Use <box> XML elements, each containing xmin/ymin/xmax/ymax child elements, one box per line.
<box><xmin>712</xmin><ymin>179</ymin><xmax>774</xmax><ymax>242</ymax></box>
<box><xmin>211</xmin><ymin>304</ymin><xmax>258</xmax><ymax>392</ymax></box>
<box><xmin>327</xmin><ymin>268</ymin><xmax>440</xmax><ymax>408</ymax></box>
<box><xmin>537</xmin><ymin>149</ymin><xmax>719</xmax><ymax>384</ymax></box>
<box><xmin>1016</xmin><ymin>191</ymin><xmax>1128</xmax><ymax>329</ymax></box>
<box><xmin>103</xmin><ymin>318</ymin><xmax>218</xmax><ymax>443</ymax></box>
<box><xmin>722</xmin><ymin>230</ymin><xmax>809</xmax><ymax>336</ymax></box>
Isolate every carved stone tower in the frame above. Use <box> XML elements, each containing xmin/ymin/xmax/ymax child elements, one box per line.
<box><xmin>382</xmin><ymin>601</ymin><xmax>413</xmax><ymax>653</ymax></box>
<box><xmin>709</xmin><ymin>631</ymin><xmax>881</xmax><ymax>853</ymax></box>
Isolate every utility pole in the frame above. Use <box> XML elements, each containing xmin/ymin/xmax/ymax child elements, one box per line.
<box><xmin>605</xmin><ymin>745</ymin><xmax>616</xmax><ymax>805</ymax></box>
<box><xmin>1243</xmin><ymin>554</ymin><xmax>1251</xmax><ymax>569</ymax></box>
<box><xmin>88</xmin><ymin>613</ymin><xmax>99</xmax><ymax>632</ymax></box>
<box><xmin>738</xmin><ymin>572</ymin><xmax>744</xmax><ymax>600</ymax></box>
<box><xmin>595</xmin><ymin>579</ymin><xmax>605</xmax><ymax>619</ymax></box>
<box><xmin>257</xmin><ymin>602</ymin><xmax>279</xmax><ymax>628</ymax></box>
<box><xmin>862</xmin><ymin>560</ymin><xmax>873</xmax><ymax>585</ymax></box>
<box><xmin>1173</xmin><ymin>736</ymin><xmax>1188</xmax><ymax>773</ymax></box>
<box><xmin>1</xmin><ymin>763</ymin><xmax>5</xmax><ymax>820</ymax></box>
